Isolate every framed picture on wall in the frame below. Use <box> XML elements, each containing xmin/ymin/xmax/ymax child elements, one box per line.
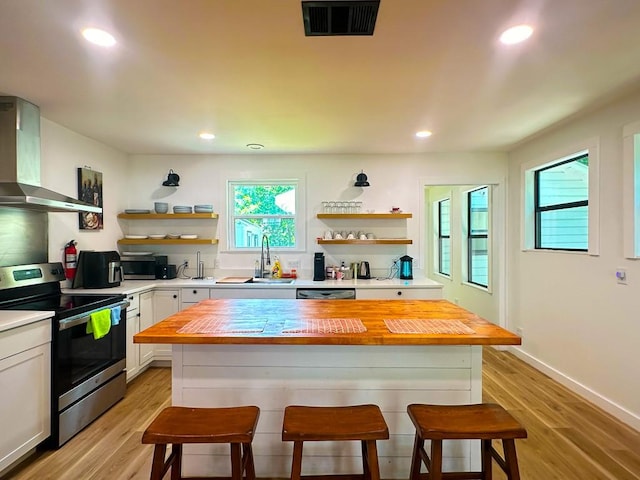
<box><xmin>77</xmin><ymin>167</ymin><xmax>103</xmax><ymax>230</ymax></box>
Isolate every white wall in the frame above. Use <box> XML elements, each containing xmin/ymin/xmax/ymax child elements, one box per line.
<box><xmin>40</xmin><ymin>118</ymin><xmax>128</xmax><ymax>272</ymax></box>
<box><xmin>507</xmin><ymin>89</ymin><xmax>640</xmax><ymax>430</ymax></box>
<box><xmin>126</xmin><ymin>153</ymin><xmax>508</xmax><ymax>279</ymax></box>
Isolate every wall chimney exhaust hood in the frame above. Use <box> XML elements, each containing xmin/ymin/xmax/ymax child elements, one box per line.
<box><xmin>0</xmin><ymin>96</ymin><xmax>101</xmax><ymax>213</ymax></box>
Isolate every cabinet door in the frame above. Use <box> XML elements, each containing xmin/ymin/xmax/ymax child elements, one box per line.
<box><xmin>0</xmin><ymin>343</ymin><xmax>51</xmax><ymax>472</ymax></box>
<box><xmin>125</xmin><ymin>306</ymin><xmax>140</xmax><ymax>382</ymax></box>
<box><xmin>139</xmin><ymin>290</ymin><xmax>155</xmax><ymax>366</ymax></box>
<box><xmin>153</xmin><ymin>290</ymin><xmax>180</xmax><ymax>361</ymax></box>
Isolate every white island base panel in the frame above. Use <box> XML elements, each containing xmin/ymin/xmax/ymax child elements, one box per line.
<box><xmin>171</xmin><ymin>344</ymin><xmax>483</xmax><ymax>479</ymax></box>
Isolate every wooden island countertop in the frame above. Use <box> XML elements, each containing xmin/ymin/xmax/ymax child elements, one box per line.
<box><xmin>134</xmin><ymin>298</ymin><xmax>520</xmax><ymax>346</ymax></box>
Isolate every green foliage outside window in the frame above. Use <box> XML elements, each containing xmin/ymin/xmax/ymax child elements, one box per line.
<box><xmin>232</xmin><ymin>183</ymin><xmax>297</xmax><ymax>248</ymax></box>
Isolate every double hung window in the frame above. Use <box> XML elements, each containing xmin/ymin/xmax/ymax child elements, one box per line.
<box><xmin>467</xmin><ymin>187</ymin><xmax>489</xmax><ymax>287</ymax></box>
<box><xmin>228</xmin><ymin>180</ymin><xmax>303</xmax><ymax>250</ymax></box>
<box><xmin>534</xmin><ymin>154</ymin><xmax>588</xmax><ymax>251</ymax></box>
<box><xmin>437</xmin><ymin>198</ymin><xmax>451</xmax><ymax>276</ymax></box>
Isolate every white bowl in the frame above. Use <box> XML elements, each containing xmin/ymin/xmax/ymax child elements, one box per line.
<box><xmin>148</xmin><ymin>234</ymin><xmax>166</xmax><ymax>239</ymax></box>
<box><xmin>180</xmin><ymin>234</ymin><xmax>198</xmax><ymax>239</ymax></box>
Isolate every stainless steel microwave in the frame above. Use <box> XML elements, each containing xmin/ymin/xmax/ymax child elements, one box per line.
<box><xmin>120</xmin><ymin>254</ymin><xmax>167</xmax><ymax>280</ymax></box>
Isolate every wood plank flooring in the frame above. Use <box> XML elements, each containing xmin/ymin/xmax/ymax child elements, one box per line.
<box><xmin>4</xmin><ymin>348</ymin><xmax>640</xmax><ymax>479</ymax></box>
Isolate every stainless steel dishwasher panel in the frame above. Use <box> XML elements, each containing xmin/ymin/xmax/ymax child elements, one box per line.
<box><xmin>296</xmin><ymin>288</ymin><xmax>356</xmax><ymax>299</ymax></box>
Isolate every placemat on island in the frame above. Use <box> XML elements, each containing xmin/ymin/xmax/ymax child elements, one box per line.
<box><xmin>282</xmin><ymin>318</ymin><xmax>367</xmax><ymax>334</ymax></box>
<box><xmin>384</xmin><ymin>319</ymin><xmax>475</xmax><ymax>335</ymax></box>
<box><xmin>178</xmin><ymin>317</ymin><xmax>267</xmax><ymax>334</ymax></box>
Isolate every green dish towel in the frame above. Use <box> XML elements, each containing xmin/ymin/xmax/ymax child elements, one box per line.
<box><xmin>86</xmin><ymin>309</ymin><xmax>111</xmax><ymax>339</ymax></box>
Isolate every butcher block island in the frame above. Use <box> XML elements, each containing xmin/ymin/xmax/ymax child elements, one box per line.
<box><xmin>135</xmin><ymin>299</ymin><xmax>520</xmax><ymax>478</ymax></box>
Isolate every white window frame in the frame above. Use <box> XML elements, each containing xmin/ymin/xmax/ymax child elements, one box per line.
<box><xmin>226</xmin><ymin>178</ymin><xmax>306</xmax><ymax>252</ymax></box>
<box><xmin>436</xmin><ymin>197</ymin><xmax>451</xmax><ymax>277</ymax></box>
<box><xmin>462</xmin><ymin>185</ymin><xmax>491</xmax><ymax>290</ymax></box>
<box><xmin>521</xmin><ymin>139</ymin><xmax>600</xmax><ymax>255</ymax></box>
<box><xmin>623</xmin><ymin>121</ymin><xmax>640</xmax><ymax>259</ymax></box>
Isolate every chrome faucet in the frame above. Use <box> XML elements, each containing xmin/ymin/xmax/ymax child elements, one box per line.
<box><xmin>259</xmin><ymin>234</ymin><xmax>271</xmax><ymax>278</ymax></box>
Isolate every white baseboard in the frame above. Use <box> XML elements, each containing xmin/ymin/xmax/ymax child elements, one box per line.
<box><xmin>508</xmin><ymin>346</ymin><xmax>640</xmax><ymax>432</ymax></box>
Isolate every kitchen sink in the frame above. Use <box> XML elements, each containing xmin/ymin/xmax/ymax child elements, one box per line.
<box><xmin>250</xmin><ymin>278</ymin><xmax>295</xmax><ymax>284</ymax></box>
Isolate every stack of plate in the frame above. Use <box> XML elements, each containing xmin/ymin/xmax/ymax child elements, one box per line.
<box><xmin>167</xmin><ymin>233</ymin><xmax>181</xmax><ymax>239</ymax></box>
<box><xmin>148</xmin><ymin>234</ymin><xmax>166</xmax><ymax>239</ymax></box>
<box><xmin>173</xmin><ymin>205</ymin><xmax>192</xmax><ymax>214</ymax></box>
<box><xmin>124</xmin><ymin>209</ymin><xmax>151</xmax><ymax>214</ymax></box>
<box><xmin>194</xmin><ymin>204</ymin><xmax>214</xmax><ymax>213</ymax></box>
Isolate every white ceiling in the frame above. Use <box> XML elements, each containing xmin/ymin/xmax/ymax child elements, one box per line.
<box><xmin>1</xmin><ymin>0</ymin><xmax>640</xmax><ymax>155</ymax></box>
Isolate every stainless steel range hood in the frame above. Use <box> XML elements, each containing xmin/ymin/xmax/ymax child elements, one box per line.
<box><xmin>0</xmin><ymin>96</ymin><xmax>101</xmax><ymax>213</ymax></box>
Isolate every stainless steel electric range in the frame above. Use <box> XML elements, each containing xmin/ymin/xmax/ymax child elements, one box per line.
<box><xmin>0</xmin><ymin>262</ymin><xmax>129</xmax><ymax>447</ymax></box>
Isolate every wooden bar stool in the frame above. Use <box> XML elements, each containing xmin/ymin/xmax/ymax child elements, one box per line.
<box><xmin>142</xmin><ymin>405</ymin><xmax>260</xmax><ymax>480</ymax></box>
<box><xmin>407</xmin><ymin>403</ymin><xmax>527</xmax><ymax>480</ymax></box>
<box><xmin>282</xmin><ymin>404</ymin><xmax>389</xmax><ymax>480</ymax></box>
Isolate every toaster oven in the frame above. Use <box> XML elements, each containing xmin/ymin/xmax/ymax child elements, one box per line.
<box><xmin>120</xmin><ymin>254</ymin><xmax>168</xmax><ymax>280</ymax></box>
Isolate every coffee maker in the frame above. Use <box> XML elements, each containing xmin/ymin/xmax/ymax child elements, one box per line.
<box><xmin>72</xmin><ymin>251</ymin><xmax>122</xmax><ymax>288</ymax></box>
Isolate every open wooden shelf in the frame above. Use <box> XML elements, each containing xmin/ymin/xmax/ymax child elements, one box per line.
<box><xmin>317</xmin><ymin>239</ymin><xmax>412</xmax><ymax>245</ymax></box>
<box><xmin>118</xmin><ymin>213</ymin><xmax>218</xmax><ymax>219</ymax></box>
<box><xmin>118</xmin><ymin>238</ymin><xmax>219</xmax><ymax>245</ymax></box>
<box><xmin>317</xmin><ymin>213</ymin><xmax>412</xmax><ymax>219</ymax></box>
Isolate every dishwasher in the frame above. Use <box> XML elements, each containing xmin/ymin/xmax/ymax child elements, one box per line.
<box><xmin>296</xmin><ymin>288</ymin><xmax>356</xmax><ymax>299</ymax></box>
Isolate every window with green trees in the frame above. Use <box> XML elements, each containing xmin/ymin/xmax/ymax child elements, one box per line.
<box><xmin>228</xmin><ymin>180</ymin><xmax>301</xmax><ymax>249</ymax></box>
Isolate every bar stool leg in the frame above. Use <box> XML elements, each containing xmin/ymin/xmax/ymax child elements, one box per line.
<box><xmin>429</xmin><ymin>439</ymin><xmax>443</xmax><ymax>480</ymax></box>
<box><xmin>502</xmin><ymin>439</ymin><xmax>521</xmax><ymax>480</ymax></box>
<box><xmin>242</xmin><ymin>443</ymin><xmax>256</xmax><ymax>480</ymax></box>
<box><xmin>230</xmin><ymin>443</ymin><xmax>242</xmax><ymax>480</ymax></box>
<box><xmin>290</xmin><ymin>441</ymin><xmax>304</xmax><ymax>480</ymax></box>
<box><xmin>481</xmin><ymin>439</ymin><xmax>492</xmax><ymax>480</ymax></box>
<box><xmin>361</xmin><ymin>440</ymin><xmax>371</xmax><ymax>479</ymax></box>
<box><xmin>409</xmin><ymin>434</ymin><xmax>423</xmax><ymax>480</ymax></box>
<box><xmin>150</xmin><ymin>444</ymin><xmax>167</xmax><ymax>480</ymax></box>
<box><xmin>364</xmin><ymin>440</ymin><xmax>381</xmax><ymax>480</ymax></box>
<box><xmin>171</xmin><ymin>444</ymin><xmax>182</xmax><ymax>480</ymax></box>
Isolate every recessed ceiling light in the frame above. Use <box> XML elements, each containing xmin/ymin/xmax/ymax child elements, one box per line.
<box><xmin>499</xmin><ymin>25</ymin><xmax>533</xmax><ymax>45</ymax></box>
<box><xmin>246</xmin><ymin>143</ymin><xmax>264</xmax><ymax>150</ymax></box>
<box><xmin>81</xmin><ymin>27</ymin><xmax>116</xmax><ymax>47</ymax></box>
<box><xmin>415</xmin><ymin>130</ymin><xmax>432</xmax><ymax>138</ymax></box>
<box><xmin>199</xmin><ymin>132</ymin><xmax>215</xmax><ymax>140</ymax></box>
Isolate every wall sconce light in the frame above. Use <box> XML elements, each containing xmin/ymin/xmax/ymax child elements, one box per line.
<box><xmin>354</xmin><ymin>170</ymin><xmax>370</xmax><ymax>187</ymax></box>
<box><xmin>162</xmin><ymin>169</ymin><xmax>180</xmax><ymax>187</ymax></box>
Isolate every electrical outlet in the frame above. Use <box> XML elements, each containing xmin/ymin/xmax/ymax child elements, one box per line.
<box><xmin>184</xmin><ymin>259</ymin><xmax>189</xmax><ymax>268</ymax></box>
<box><xmin>616</xmin><ymin>268</ymin><xmax>627</xmax><ymax>285</ymax></box>
<box><xmin>214</xmin><ymin>259</ymin><xmax>220</xmax><ymax>269</ymax></box>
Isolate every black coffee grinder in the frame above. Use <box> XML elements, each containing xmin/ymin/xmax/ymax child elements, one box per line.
<box><xmin>313</xmin><ymin>252</ymin><xmax>325</xmax><ymax>281</ymax></box>
<box><xmin>399</xmin><ymin>255</ymin><xmax>413</xmax><ymax>280</ymax></box>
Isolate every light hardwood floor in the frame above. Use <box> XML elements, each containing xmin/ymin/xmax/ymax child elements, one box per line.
<box><xmin>4</xmin><ymin>348</ymin><xmax>640</xmax><ymax>480</ymax></box>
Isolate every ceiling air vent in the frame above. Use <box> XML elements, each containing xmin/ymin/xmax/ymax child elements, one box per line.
<box><xmin>302</xmin><ymin>1</ymin><xmax>380</xmax><ymax>36</ymax></box>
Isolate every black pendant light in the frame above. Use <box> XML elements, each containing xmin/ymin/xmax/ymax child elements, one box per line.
<box><xmin>354</xmin><ymin>170</ymin><xmax>370</xmax><ymax>187</ymax></box>
<box><xmin>162</xmin><ymin>169</ymin><xmax>180</xmax><ymax>187</ymax></box>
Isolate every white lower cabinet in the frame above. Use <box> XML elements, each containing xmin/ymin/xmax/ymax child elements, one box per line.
<box><xmin>0</xmin><ymin>320</ymin><xmax>51</xmax><ymax>474</ymax></box>
<box><xmin>138</xmin><ymin>290</ymin><xmax>155</xmax><ymax>366</ymax></box>
<box><xmin>153</xmin><ymin>290</ymin><xmax>180</xmax><ymax>361</ymax></box>
<box><xmin>356</xmin><ymin>287</ymin><xmax>441</xmax><ymax>300</ymax></box>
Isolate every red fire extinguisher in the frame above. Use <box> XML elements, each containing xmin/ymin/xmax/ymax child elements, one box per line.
<box><xmin>64</xmin><ymin>240</ymin><xmax>78</xmax><ymax>281</ymax></box>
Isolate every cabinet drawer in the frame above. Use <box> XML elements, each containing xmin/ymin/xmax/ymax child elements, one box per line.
<box><xmin>181</xmin><ymin>288</ymin><xmax>210</xmax><ymax>302</ymax></box>
<box><xmin>0</xmin><ymin>321</ymin><xmax>51</xmax><ymax>360</ymax></box>
<box><xmin>356</xmin><ymin>288</ymin><xmax>438</xmax><ymax>300</ymax></box>
<box><xmin>125</xmin><ymin>293</ymin><xmax>140</xmax><ymax>311</ymax></box>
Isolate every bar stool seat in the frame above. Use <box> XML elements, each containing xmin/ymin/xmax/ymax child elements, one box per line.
<box><xmin>282</xmin><ymin>404</ymin><xmax>389</xmax><ymax>480</ymax></box>
<box><xmin>142</xmin><ymin>405</ymin><xmax>260</xmax><ymax>480</ymax></box>
<box><xmin>407</xmin><ymin>403</ymin><xmax>527</xmax><ymax>480</ymax></box>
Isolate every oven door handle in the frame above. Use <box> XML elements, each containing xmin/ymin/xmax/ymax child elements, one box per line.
<box><xmin>58</xmin><ymin>300</ymin><xmax>130</xmax><ymax>331</ymax></box>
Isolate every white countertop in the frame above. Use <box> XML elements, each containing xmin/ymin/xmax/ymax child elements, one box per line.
<box><xmin>64</xmin><ymin>276</ymin><xmax>443</xmax><ymax>295</ymax></box>
<box><xmin>0</xmin><ymin>310</ymin><xmax>54</xmax><ymax>333</ymax></box>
